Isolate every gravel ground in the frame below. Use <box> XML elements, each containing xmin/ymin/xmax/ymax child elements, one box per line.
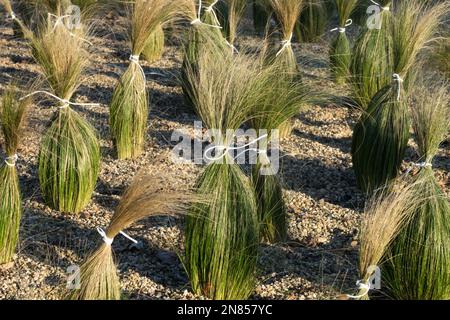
<box><xmin>0</xmin><ymin>12</ymin><xmax>448</xmax><ymax>300</ymax></box>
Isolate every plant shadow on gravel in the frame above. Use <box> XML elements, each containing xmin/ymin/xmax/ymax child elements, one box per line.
<box><xmin>280</xmin><ymin>152</ymin><xmax>364</xmax><ymax>210</ymax></box>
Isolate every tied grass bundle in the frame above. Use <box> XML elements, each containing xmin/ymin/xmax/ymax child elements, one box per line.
<box><xmin>295</xmin><ymin>0</ymin><xmax>327</xmax><ymax>43</ymax></box>
<box><xmin>183</xmin><ymin>42</ymin><xmax>266</xmax><ymax>300</ymax></box>
<box><xmin>181</xmin><ymin>0</ymin><xmax>229</xmax><ymax>112</ymax></box>
<box><xmin>351</xmin><ymin>0</ymin><xmax>449</xmax><ymax>193</ymax></box>
<box><xmin>0</xmin><ymin>89</ymin><xmax>30</xmax><ymax>265</ymax></box>
<box><xmin>383</xmin><ymin>82</ymin><xmax>450</xmax><ymax>300</ymax></box>
<box><xmin>350</xmin><ymin>0</ymin><xmax>393</xmax><ymax>109</ymax></box>
<box><xmin>110</xmin><ymin>0</ymin><xmax>178</xmax><ymax>159</ymax></box>
<box><xmin>141</xmin><ymin>24</ymin><xmax>165</xmax><ymax>63</ymax></box>
<box><xmin>268</xmin><ymin>0</ymin><xmax>304</xmax><ymax>138</ymax></box>
<box><xmin>249</xmin><ymin>67</ymin><xmax>312</xmax><ymax>243</ymax></box>
<box><xmin>65</xmin><ymin>173</ymin><xmax>193</xmax><ymax>300</ymax></box>
<box><xmin>347</xmin><ymin>179</ymin><xmax>418</xmax><ymax>300</ymax></box>
<box><xmin>30</xmin><ymin>20</ymin><xmax>100</xmax><ymax>213</ymax></box>
<box><xmin>329</xmin><ymin>0</ymin><xmax>358</xmax><ymax>84</ymax></box>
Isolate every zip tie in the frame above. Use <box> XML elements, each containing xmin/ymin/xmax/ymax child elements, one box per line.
<box><xmin>4</xmin><ymin>154</ymin><xmax>18</xmax><ymax>167</ymax></box>
<box><xmin>204</xmin><ymin>134</ymin><xmax>268</xmax><ymax>162</ymax></box>
<box><xmin>330</xmin><ymin>19</ymin><xmax>352</xmax><ymax>33</ymax></box>
<box><xmin>205</xmin><ymin>0</ymin><xmax>221</xmax><ymax>27</ymax></box>
<box><xmin>19</xmin><ymin>91</ymin><xmax>99</xmax><ymax>108</ymax></box>
<box><xmin>392</xmin><ymin>74</ymin><xmax>404</xmax><ymax>101</ymax></box>
<box><xmin>225</xmin><ymin>40</ymin><xmax>239</xmax><ymax>54</ymax></box>
<box><xmin>276</xmin><ymin>33</ymin><xmax>293</xmax><ymax>57</ymax></box>
<box><xmin>347</xmin><ymin>280</ymin><xmax>371</xmax><ymax>299</ymax></box>
<box><xmin>119</xmin><ymin>231</ymin><xmax>139</xmax><ymax>244</ymax></box>
<box><xmin>370</xmin><ymin>0</ymin><xmax>389</xmax><ymax>11</ymax></box>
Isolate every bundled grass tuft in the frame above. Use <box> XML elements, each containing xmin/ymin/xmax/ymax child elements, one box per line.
<box><xmin>183</xmin><ymin>41</ymin><xmax>271</xmax><ymax>299</ymax></box>
<box><xmin>0</xmin><ymin>88</ymin><xmax>30</xmax><ymax>265</ymax></box>
<box><xmin>329</xmin><ymin>0</ymin><xmax>358</xmax><ymax>84</ymax></box>
<box><xmin>383</xmin><ymin>81</ymin><xmax>450</xmax><ymax>300</ymax></box>
<box><xmin>110</xmin><ymin>0</ymin><xmax>179</xmax><ymax>159</ymax></box>
<box><xmin>141</xmin><ymin>24</ymin><xmax>165</xmax><ymax>63</ymax></box>
<box><xmin>65</xmin><ymin>173</ymin><xmax>194</xmax><ymax>300</ymax></box>
<box><xmin>346</xmin><ymin>179</ymin><xmax>418</xmax><ymax>300</ymax></box>
<box><xmin>295</xmin><ymin>0</ymin><xmax>327</xmax><ymax>43</ymax></box>
<box><xmin>223</xmin><ymin>0</ymin><xmax>247</xmax><ymax>50</ymax></box>
<box><xmin>350</xmin><ymin>0</ymin><xmax>394</xmax><ymax>109</ymax></box>
<box><xmin>29</xmin><ymin>19</ymin><xmax>100</xmax><ymax>213</ymax></box>
<box><xmin>351</xmin><ymin>0</ymin><xmax>449</xmax><ymax>193</ymax></box>
<box><xmin>249</xmin><ymin>64</ymin><xmax>312</xmax><ymax>243</ymax></box>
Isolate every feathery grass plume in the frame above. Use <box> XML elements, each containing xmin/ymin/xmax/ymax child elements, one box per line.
<box><xmin>222</xmin><ymin>0</ymin><xmax>247</xmax><ymax>50</ymax></box>
<box><xmin>351</xmin><ymin>0</ymin><xmax>449</xmax><ymax>194</ymax></box>
<box><xmin>110</xmin><ymin>0</ymin><xmax>179</xmax><ymax>159</ymax></box>
<box><xmin>180</xmin><ymin>0</ymin><xmax>229</xmax><ymax>112</ymax></box>
<box><xmin>0</xmin><ymin>88</ymin><xmax>30</xmax><ymax>265</ymax></box>
<box><xmin>29</xmin><ymin>20</ymin><xmax>100</xmax><ymax>213</ymax></box>
<box><xmin>182</xmin><ymin>42</ymin><xmax>269</xmax><ymax>299</ymax></box>
<box><xmin>295</xmin><ymin>0</ymin><xmax>327</xmax><ymax>43</ymax></box>
<box><xmin>141</xmin><ymin>24</ymin><xmax>165</xmax><ymax>63</ymax></box>
<box><xmin>350</xmin><ymin>0</ymin><xmax>393</xmax><ymax>109</ymax></box>
<box><xmin>253</xmin><ymin>0</ymin><xmax>271</xmax><ymax>34</ymax></box>
<box><xmin>383</xmin><ymin>81</ymin><xmax>450</xmax><ymax>300</ymax></box>
<box><xmin>65</xmin><ymin>173</ymin><xmax>194</xmax><ymax>300</ymax></box>
<box><xmin>346</xmin><ymin>178</ymin><xmax>418</xmax><ymax>300</ymax></box>
<box><xmin>329</xmin><ymin>0</ymin><xmax>358</xmax><ymax>84</ymax></box>
<box><xmin>249</xmin><ymin>66</ymin><xmax>312</xmax><ymax>243</ymax></box>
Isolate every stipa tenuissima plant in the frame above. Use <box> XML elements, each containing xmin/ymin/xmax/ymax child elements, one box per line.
<box><xmin>110</xmin><ymin>0</ymin><xmax>179</xmax><ymax>159</ymax></box>
<box><xmin>65</xmin><ymin>173</ymin><xmax>195</xmax><ymax>300</ymax></box>
<box><xmin>0</xmin><ymin>88</ymin><xmax>30</xmax><ymax>265</ymax></box>
<box><xmin>27</xmin><ymin>19</ymin><xmax>100</xmax><ymax>213</ymax></box>
<box><xmin>329</xmin><ymin>0</ymin><xmax>358</xmax><ymax>84</ymax></box>
<box><xmin>350</xmin><ymin>0</ymin><xmax>394</xmax><ymax>109</ymax></box>
<box><xmin>180</xmin><ymin>0</ymin><xmax>229</xmax><ymax>112</ymax></box>
<box><xmin>383</xmin><ymin>81</ymin><xmax>450</xmax><ymax>300</ymax></box>
<box><xmin>223</xmin><ymin>0</ymin><xmax>247</xmax><ymax>52</ymax></box>
<box><xmin>249</xmin><ymin>63</ymin><xmax>313</xmax><ymax>243</ymax></box>
<box><xmin>295</xmin><ymin>0</ymin><xmax>327</xmax><ymax>43</ymax></box>
<box><xmin>351</xmin><ymin>0</ymin><xmax>449</xmax><ymax>194</ymax></box>
<box><xmin>345</xmin><ymin>179</ymin><xmax>419</xmax><ymax>300</ymax></box>
<box><xmin>182</xmin><ymin>41</ymin><xmax>271</xmax><ymax>300</ymax></box>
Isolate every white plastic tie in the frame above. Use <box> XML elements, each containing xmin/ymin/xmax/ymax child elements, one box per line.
<box><xmin>4</xmin><ymin>154</ymin><xmax>18</xmax><ymax>167</ymax></box>
<box><xmin>392</xmin><ymin>73</ymin><xmax>404</xmax><ymax>101</ymax></box>
<box><xmin>96</xmin><ymin>228</ymin><xmax>139</xmax><ymax>246</ymax></box>
<box><xmin>204</xmin><ymin>134</ymin><xmax>269</xmax><ymax>162</ymax></box>
<box><xmin>347</xmin><ymin>280</ymin><xmax>371</xmax><ymax>299</ymax></box>
<box><xmin>276</xmin><ymin>33</ymin><xmax>293</xmax><ymax>57</ymax></box>
<box><xmin>330</xmin><ymin>19</ymin><xmax>352</xmax><ymax>33</ymax></box>
<box><xmin>19</xmin><ymin>91</ymin><xmax>99</xmax><ymax>108</ymax></box>
<box><xmin>10</xmin><ymin>11</ymin><xmax>16</xmax><ymax>20</ymax></box>
<box><xmin>191</xmin><ymin>0</ymin><xmax>222</xmax><ymax>29</ymax></box>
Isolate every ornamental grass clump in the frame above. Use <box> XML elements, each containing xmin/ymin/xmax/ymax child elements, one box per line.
<box><xmin>0</xmin><ymin>88</ymin><xmax>30</xmax><ymax>265</ymax></box>
<box><xmin>250</xmin><ymin>66</ymin><xmax>313</xmax><ymax>243</ymax></box>
<box><xmin>350</xmin><ymin>0</ymin><xmax>393</xmax><ymax>109</ymax></box>
<box><xmin>182</xmin><ymin>41</ymin><xmax>272</xmax><ymax>300</ymax></box>
<box><xmin>295</xmin><ymin>0</ymin><xmax>327</xmax><ymax>43</ymax></box>
<box><xmin>346</xmin><ymin>179</ymin><xmax>418</xmax><ymax>300</ymax></box>
<box><xmin>110</xmin><ymin>0</ymin><xmax>179</xmax><ymax>159</ymax></box>
<box><xmin>383</xmin><ymin>82</ymin><xmax>450</xmax><ymax>300</ymax></box>
<box><xmin>222</xmin><ymin>0</ymin><xmax>247</xmax><ymax>52</ymax></box>
<box><xmin>329</xmin><ymin>0</ymin><xmax>358</xmax><ymax>84</ymax></box>
<box><xmin>28</xmin><ymin>19</ymin><xmax>100</xmax><ymax>213</ymax></box>
<box><xmin>351</xmin><ymin>0</ymin><xmax>449</xmax><ymax>194</ymax></box>
<box><xmin>65</xmin><ymin>173</ymin><xmax>194</xmax><ymax>300</ymax></box>
<box><xmin>181</xmin><ymin>0</ymin><xmax>229</xmax><ymax>111</ymax></box>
